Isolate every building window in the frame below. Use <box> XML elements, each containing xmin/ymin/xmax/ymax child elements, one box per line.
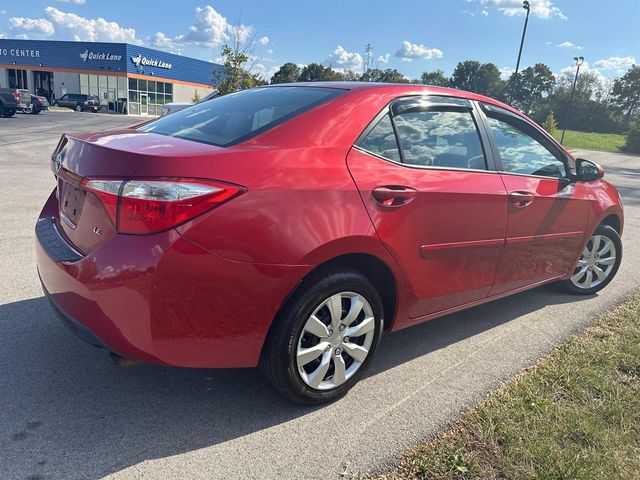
<box><xmin>127</xmin><ymin>80</ymin><xmax>173</xmax><ymax>114</ymax></box>
<box><xmin>8</xmin><ymin>69</ymin><xmax>28</xmax><ymax>89</ymax></box>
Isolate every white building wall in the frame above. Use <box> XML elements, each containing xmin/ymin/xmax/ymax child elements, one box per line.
<box><xmin>0</xmin><ymin>69</ymin><xmax>8</xmax><ymax>89</ymax></box>
<box><xmin>173</xmin><ymin>83</ymin><xmax>214</xmax><ymax>103</ymax></box>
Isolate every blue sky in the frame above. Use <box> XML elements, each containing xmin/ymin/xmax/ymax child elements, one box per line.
<box><xmin>0</xmin><ymin>0</ymin><xmax>638</xmax><ymax>82</ymax></box>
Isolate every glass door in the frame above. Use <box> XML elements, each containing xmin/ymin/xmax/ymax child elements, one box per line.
<box><xmin>140</xmin><ymin>93</ymin><xmax>148</xmax><ymax>115</ymax></box>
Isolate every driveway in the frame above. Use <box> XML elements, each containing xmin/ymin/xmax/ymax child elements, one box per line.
<box><xmin>1</xmin><ymin>113</ymin><xmax>639</xmax><ymax>479</ymax></box>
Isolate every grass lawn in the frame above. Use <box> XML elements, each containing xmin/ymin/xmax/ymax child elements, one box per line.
<box><xmin>375</xmin><ymin>294</ymin><xmax>640</xmax><ymax>480</ymax></box>
<box><xmin>550</xmin><ymin>129</ymin><xmax>627</xmax><ymax>153</ymax></box>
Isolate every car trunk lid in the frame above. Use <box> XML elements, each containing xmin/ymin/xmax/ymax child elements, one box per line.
<box><xmin>51</xmin><ymin>130</ymin><xmax>225</xmax><ymax>255</ymax></box>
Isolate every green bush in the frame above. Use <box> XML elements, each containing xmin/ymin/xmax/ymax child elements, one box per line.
<box><xmin>541</xmin><ymin>112</ymin><xmax>558</xmax><ymax>133</ymax></box>
<box><xmin>621</xmin><ymin>127</ymin><xmax>640</xmax><ymax>154</ymax></box>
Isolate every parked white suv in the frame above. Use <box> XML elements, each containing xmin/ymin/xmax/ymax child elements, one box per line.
<box><xmin>161</xmin><ymin>91</ymin><xmax>219</xmax><ymax>116</ymax></box>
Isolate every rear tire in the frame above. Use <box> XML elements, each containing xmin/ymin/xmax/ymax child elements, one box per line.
<box><xmin>260</xmin><ymin>267</ymin><xmax>384</xmax><ymax>405</ymax></box>
<box><xmin>556</xmin><ymin>224</ymin><xmax>622</xmax><ymax>295</ymax></box>
<box><xmin>2</xmin><ymin>108</ymin><xmax>16</xmax><ymax>118</ymax></box>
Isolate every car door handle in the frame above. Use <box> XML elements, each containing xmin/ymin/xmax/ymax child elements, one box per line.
<box><xmin>372</xmin><ymin>186</ymin><xmax>418</xmax><ymax>208</ymax></box>
<box><xmin>509</xmin><ymin>191</ymin><xmax>535</xmax><ymax>208</ymax></box>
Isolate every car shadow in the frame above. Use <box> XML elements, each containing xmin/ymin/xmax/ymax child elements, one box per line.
<box><xmin>0</xmin><ymin>285</ymin><xmax>591</xmax><ymax>478</ymax></box>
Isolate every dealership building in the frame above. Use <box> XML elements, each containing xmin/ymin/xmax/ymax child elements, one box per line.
<box><xmin>0</xmin><ymin>39</ymin><xmax>221</xmax><ymax>115</ymax></box>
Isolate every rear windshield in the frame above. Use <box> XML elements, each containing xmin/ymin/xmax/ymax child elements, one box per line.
<box><xmin>138</xmin><ymin>86</ymin><xmax>345</xmax><ymax>147</ymax></box>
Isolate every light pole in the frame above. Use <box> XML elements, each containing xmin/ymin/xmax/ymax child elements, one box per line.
<box><xmin>560</xmin><ymin>56</ymin><xmax>585</xmax><ymax>145</ymax></box>
<box><xmin>510</xmin><ymin>1</ymin><xmax>531</xmax><ymax>103</ymax></box>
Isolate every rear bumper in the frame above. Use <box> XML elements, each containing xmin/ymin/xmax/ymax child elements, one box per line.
<box><xmin>36</xmin><ymin>190</ymin><xmax>312</xmax><ymax>368</ymax></box>
<box><xmin>40</xmin><ymin>278</ymin><xmax>109</xmax><ymax>350</ymax></box>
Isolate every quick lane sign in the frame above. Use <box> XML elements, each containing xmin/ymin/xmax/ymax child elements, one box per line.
<box><xmin>130</xmin><ymin>54</ymin><xmax>172</xmax><ymax>70</ymax></box>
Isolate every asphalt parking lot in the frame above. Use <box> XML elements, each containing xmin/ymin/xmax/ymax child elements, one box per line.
<box><xmin>1</xmin><ymin>111</ymin><xmax>639</xmax><ymax>480</ymax></box>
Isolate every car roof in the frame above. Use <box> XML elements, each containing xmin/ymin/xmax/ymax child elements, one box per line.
<box><xmin>262</xmin><ymin>81</ymin><xmax>522</xmax><ymax>117</ymax></box>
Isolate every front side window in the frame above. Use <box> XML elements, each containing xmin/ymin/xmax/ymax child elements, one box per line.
<box><xmin>357</xmin><ymin>114</ymin><xmax>401</xmax><ymax>162</ymax></box>
<box><xmin>486</xmin><ymin>115</ymin><xmax>566</xmax><ymax>178</ymax></box>
<box><xmin>394</xmin><ymin>109</ymin><xmax>487</xmax><ymax>170</ymax></box>
<box><xmin>139</xmin><ymin>86</ymin><xmax>344</xmax><ymax>147</ymax></box>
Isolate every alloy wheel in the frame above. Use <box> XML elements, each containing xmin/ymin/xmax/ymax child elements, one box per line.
<box><xmin>570</xmin><ymin>234</ymin><xmax>617</xmax><ymax>289</ymax></box>
<box><xmin>296</xmin><ymin>291</ymin><xmax>375</xmax><ymax>390</ymax></box>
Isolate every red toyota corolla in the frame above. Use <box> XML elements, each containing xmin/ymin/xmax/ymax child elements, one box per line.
<box><xmin>36</xmin><ymin>83</ymin><xmax>623</xmax><ymax>404</ymax></box>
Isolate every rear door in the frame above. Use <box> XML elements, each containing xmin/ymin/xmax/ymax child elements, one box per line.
<box><xmin>479</xmin><ymin>103</ymin><xmax>590</xmax><ymax>294</ymax></box>
<box><xmin>347</xmin><ymin>96</ymin><xmax>508</xmax><ymax>322</ymax></box>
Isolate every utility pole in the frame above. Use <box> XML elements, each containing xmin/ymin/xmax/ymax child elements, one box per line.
<box><xmin>510</xmin><ymin>1</ymin><xmax>531</xmax><ymax>103</ymax></box>
<box><xmin>560</xmin><ymin>56</ymin><xmax>585</xmax><ymax>145</ymax></box>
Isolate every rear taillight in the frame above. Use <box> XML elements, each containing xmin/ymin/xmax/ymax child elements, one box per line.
<box><xmin>12</xmin><ymin>91</ymin><xmax>20</xmax><ymax>101</ymax></box>
<box><xmin>81</xmin><ymin>178</ymin><xmax>244</xmax><ymax>234</ymax></box>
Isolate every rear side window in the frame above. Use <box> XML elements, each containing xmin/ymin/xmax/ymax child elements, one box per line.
<box><xmin>139</xmin><ymin>86</ymin><xmax>345</xmax><ymax>147</ymax></box>
<box><xmin>358</xmin><ymin>114</ymin><xmax>401</xmax><ymax>162</ymax></box>
<box><xmin>394</xmin><ymin>110</ymin><xmax>486</xmax><ymax>169</ymax></box>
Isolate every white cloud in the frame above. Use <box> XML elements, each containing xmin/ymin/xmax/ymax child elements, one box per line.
<box><xmin>1</xmin><ymin>10</ymin><xmax>8</xmax><ymax>15</ymax></box>
<box><xmin>150</xmin><ymin>32</ymin><xmax>183</xmax><ymax>54</ymax></box>
<box><xmin>481</xmin><ymin>8</ymin><xmax>489</xmax><ymax>16</ymax></box>
<box><xmin>7</xmin><ymin>5</ymin><xmax>266</xmax><ymax>59</ymax></box>
<box><xmin>395</xmin><ymin>41</ymin><xmax>443</xmax><ymax>61</ymax></box>
<box><xmin>499</xmin><ymin>65</ymin><xmax>514</xmax><ymax>79</ymax></box>
<box><xmin>593</xmin><ymin>56</ymin><xmax>636</xmax><ymax>74</ymax></box>
<box><xmin>480</xmin><ymin>0</ymin><xmax>566</xmax><ymax>19</ymax></box>
<box><xmin>181</xmin><ymin>6</ymin><xmax>231</xmax><ymax>47</ymax></box>
<box><xmin>267</xmin><ymin>48</ymin><xmax>274</xmax><ymax>55</ymax></box>
<box><xmin>9</xmin><ymin>17</ymin><xmax>55</xmax><ymax>35</ymax></box>
<box><xmin>0</xmin><ymin>33</ymin><xmax>5</xmax><ymax>39</ymax></box>
<box><xmin>325</xmin><ymin>45</ymin><xmax>363</xmax><ymax>71</ymax></box>
<box><xmin>560</xmin><ymin>61</ymin><xmax>613</xmax><ymax>94</ymax></box>
<box><xmin>377</xmin><ymin>53</ymin><xmax>390</xmax><ymax>64</ymax></box>
<box><xmin>153</xmin><ymin>6</ymin><xmax>262</xmax><ymax>52</ymax></box>
<box><xmin>557</xmin><ymin>41</ymin><xmax>582</xmax><ymax>49</ymax></box>
<box><xmin>253</xmin><ymin>62</ymin><xmax>279</xmax><ymax>81</ymax></box>
<box><xmin>55</xmin><ymin>0</ymin><xmax>86</xmax><ymax>4</ymax></box>
<box><xmin>42</xmin><ymin>7</ymin><xmax>140</xmax><ymax>42</ymax></box>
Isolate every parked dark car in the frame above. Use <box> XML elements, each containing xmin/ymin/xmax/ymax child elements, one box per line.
<box><xmin>0</xmin><ymin>88</ymin><xmax>31</xmax><ymax>117</ymax></box>
<box><xmin>54</xmin><ymin>94</ymin><xmax>101</xmax><ymax>112</ymax></box>
<box><xmin>25</xmin><ymin>94</ymin><xmax>50</xmax><ymax>114</ymax></box>
<box><xmin>36</xmin><ymin>83</ymin><xmax>624</xmax><ymax>405</ymax></box>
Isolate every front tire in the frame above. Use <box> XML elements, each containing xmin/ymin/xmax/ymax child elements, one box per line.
<box><xmin>75</xmin><ymin>104</ymin><xmax>82</xmax><ymax>112</ymax></box>
<box><xmin>557</xmin><ymin>224</ymin><xmax>622</xmax><ymax>295</ymax></box>
<box><xmin>261</xmin><ymin>267</ymin><xmax>384</xmax><ymax>405</ymax></box>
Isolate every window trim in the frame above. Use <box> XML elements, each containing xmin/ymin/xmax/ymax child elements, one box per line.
<box><xmin>354</xmin><ymin>95</ymin><xmax>496</xmax><ymax>173</ymax></box>
<box><xmin>478</xmin><ymin>102</ymin><xmax>573</xmax><ymax>181</ymax></box>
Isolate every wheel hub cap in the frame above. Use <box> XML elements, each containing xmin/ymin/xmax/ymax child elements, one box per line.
<box><xmin>570</xmin><ymin>234</ymin><xmax>616</xmax><ymax>289</ymax></box>
<box><xmin>296</xmin><ymin>291</ymin><xmax>375</xmax><ymax>391</ymax></box>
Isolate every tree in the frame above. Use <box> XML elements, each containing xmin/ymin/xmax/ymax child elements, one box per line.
<box><xmin>621</xmin><ymin>127</ymin><xmax>640</xmax><ymax>154</ymax></box>
<box><xmin>541</xmin><ymin>112</ymin><xmax>558</xmax><ymax>133</ymax></box>
<box><xmin>213</xmin><ymin>28</ymin><xmax>265</xmax><ymax>95</ymax></box>
<box><xmin>420</xmin><ymin>70</ymin><xmax>449</xmax><ymax>87</ymax></box>
<box><xmin>509</xmin><ymin>63</ymin><xmax>555</xmax><ymax>115</ymax></box>
<box><xmin>611</xmin><ymin>64</ymin><xmax>640</xmax><ymax>123</ymax></box>
<box><xmin>360</xmin><ymin>68</ymin><xmax>409</xmax><ymax>83</ymax></box>
<box><xmin>298</xmin><ymin>63</ymin><xmax>338</xmax><ymax>82</ymax></box>
<box><xmin>270</xmin><ymin>62</ymin><xmax>301</xmax><ymax>84</ymax></box>
<box><xmin>450</xmin><ymin>61</ymin><xmax>505</xmax><ymax>99</ymax></box>
<box><xmin>191</xmin><ymin>90</ymin><xmax>201</xmax><ymax>103</ymax></box>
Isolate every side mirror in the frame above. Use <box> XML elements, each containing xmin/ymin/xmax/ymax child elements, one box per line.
<box><xmin>575</xmin><ymin>158</ymin><xmax>605</xmax><ymax>182</ymax></box>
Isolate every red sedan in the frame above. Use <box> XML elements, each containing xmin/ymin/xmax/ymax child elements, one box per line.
<box><xmin>36</xmin><ymin>83</ymin><xmax>623</xmax><ymax>404</ymax></box>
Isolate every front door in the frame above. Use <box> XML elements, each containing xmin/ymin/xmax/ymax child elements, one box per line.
<box><xmin>348</xmin><ymin>97</ymin><xmax>508</xmax><ymax>324</ymax></box>
<box><xmin>140</xmin><ymin>93</ymin><xmax>148</xmax><ymax>115</ymax></box>
<box><xmin>480</xmin><ymin>103</ymin><xmax>591</xmax><ymax>295</ymax></box>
